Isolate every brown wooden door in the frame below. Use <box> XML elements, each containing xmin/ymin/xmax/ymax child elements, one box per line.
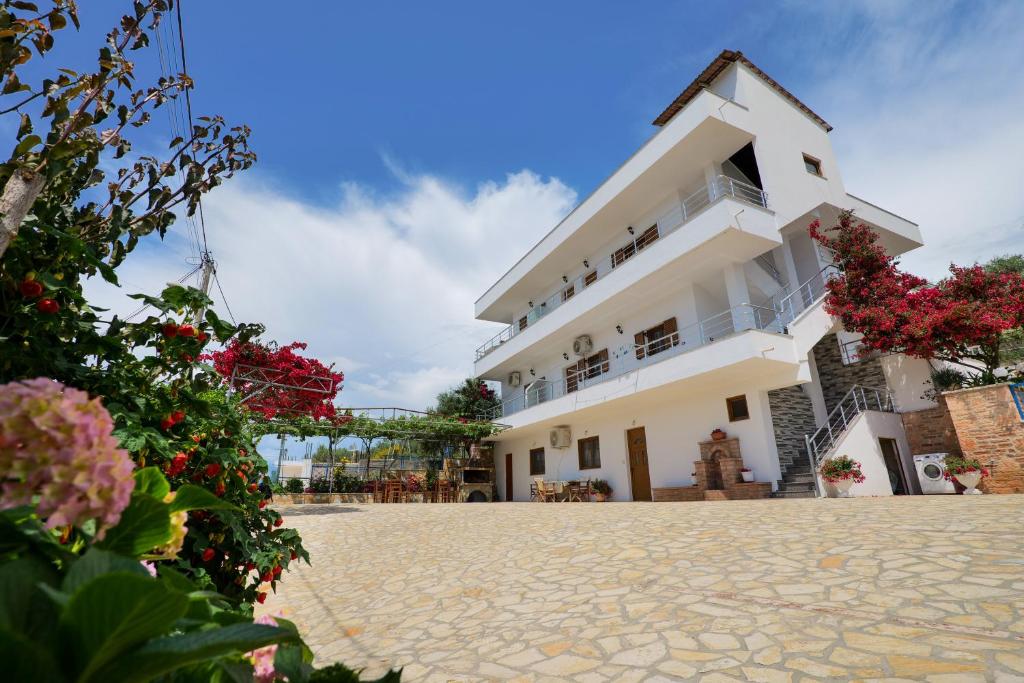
<box><xmin>626</xmin><ymin>427</ymin><xmax>652</xmax><ymax>501</ymax></box>
<box><xmin>505</xmin><ymin>453</ymin><xmax>513</xmax><ymax>502</ymax></box>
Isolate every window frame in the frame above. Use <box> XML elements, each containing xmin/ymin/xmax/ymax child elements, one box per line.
<box><xmin>726</xmin><ymin>394</ymin><xmax>750</xmax><ymax>422</ymax></box>
<box><xmin>802</xmin><ymin>153</ymin><xmax>824</xmax><ymax>177</ymax></box>
<box><xmin>529</xmin><ymin>447</ymin><xmax>545</xmax><ymax>476</ymax></box>
<box><xmin>577</xmin><ymin>436</ymin><xmax>601</xmax><ymax>470</ymax></box>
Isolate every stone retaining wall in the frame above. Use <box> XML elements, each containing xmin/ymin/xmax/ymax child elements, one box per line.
<box><xmin>901</xmin><ymin>396</ymin><xmax>962</xmax><ymax>458</ymax></box>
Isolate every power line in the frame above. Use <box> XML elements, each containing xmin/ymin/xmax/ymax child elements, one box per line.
<box><xmin>173</xmin><ymin>0</ymin><xmax>209</xmax><ymax>256</ymax></box>
<box><xmin>124</xmin><ymin>264</ymin><xmax>203</xmax><ymax>321</ymax></box>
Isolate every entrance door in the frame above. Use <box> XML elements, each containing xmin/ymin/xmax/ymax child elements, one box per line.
<box><xmin>626</xmin><ymin>427</ymin><xmax>652</xmax><ymax>501</ymax></box>
<box><xmin>505</xmin><ymin>453</ymin><xmax>513</xmax><ymax>502</ymax></box>
<box><xmin>878</xmin><ymin>438</ymin><xmax>907</xmax><ymax>495</ymax></box>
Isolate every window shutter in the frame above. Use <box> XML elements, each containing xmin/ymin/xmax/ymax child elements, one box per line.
<box><xmin>663</xmin><ymin>317</ymin><xmax>679</xmax><ymax>346</ymax></box>
<box><xmin>634</xmin><ymin>332</ymin><xmax>646</xmax><ymax>360</ymax></box>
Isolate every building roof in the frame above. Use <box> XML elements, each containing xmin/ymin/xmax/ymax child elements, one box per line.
<box><xmin>651</xmin><ymin>49</ymin><xmax>832</xmax><ymax>132</ymax></box>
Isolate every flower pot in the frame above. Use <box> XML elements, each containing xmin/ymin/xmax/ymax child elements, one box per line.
<box><xmin>831</xmin><ymin>478</ymin><xmax>854</xmax><ymax>497</ymax></box>
<box><xmin>711</xmin><ymin>429</ymin><xmax>727</xmax><ymax>441</ymax></box>
<box><xmin>741</xmin><ymin>470</ymin><xmax>754</xmax><ymax>483</ymax></box>
<box><xmin>594</xmin><ymin>492</ymin><xmax>607</xmax><ymax>502</ymax></box>
<box><xmin>954</xmin><ymin>470</ymin><xmax>983</xmax><ymax>495</ymax></box>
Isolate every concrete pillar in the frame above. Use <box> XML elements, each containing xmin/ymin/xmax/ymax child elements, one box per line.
<box><xmin>723</xmin><ymin>262</ymin><xmax>754</xmax><ymax>332</ymax></box>
<box><xmin>703</xmin><ymin>162</ymin><xmax>723</xmax><ymax>202</ymax></box>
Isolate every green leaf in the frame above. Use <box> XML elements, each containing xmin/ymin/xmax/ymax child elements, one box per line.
<box><xmin>61</xmin><ymin>547</ymin><xmax>149</xmax><ymax>594</ymax></box>
<box><xmin>0</xmin><ymin>627</ymin><xmax>63</xmax><ymax>683</ymax></box>
<box><xmin>61</xmin><ymin>573</ymin><xmax>188</xmax><ymax>683</ymax></box>
<box><xmin>134</xmin><ymin>467</ymin><xmax>170</xmax><ymax>500</ymax></box>
<box><xmin>0</xmin><ymin>556</ymin><xmax>60</xmax><ymax>641</ymax></box>
<box><xmin>204</xmin><ymin>309</ymin><xmax>237</xmax><ymax>342</ymax></box>
<box><xmin>96</xmin><ymin>492</ymin><xmax>172</xmax><ymax>557</ymax></box>
<box><xmin>90</xmin><ymin>623</ymin><xmax>298</xmax><ymax>683</ymax></box>
<box><xmin>168</xmin><ymin>484</ymin><xmax>239</xmax><ymax>513</ymax></box>
<box><xmin>13</xmin><ymin>134</ymin><xmax>42</xmax><ymax>156</ymax></box>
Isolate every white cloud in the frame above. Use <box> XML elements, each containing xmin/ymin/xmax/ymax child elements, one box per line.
<box><xmin>778</xmin><ymin>1</ymin><xmax>1024</xmax><ymax>279</ymax></box>
<box><xmin>85</xmin><ymin>167</ymin><xmax>577</xmax><ymax>411</ymax></box>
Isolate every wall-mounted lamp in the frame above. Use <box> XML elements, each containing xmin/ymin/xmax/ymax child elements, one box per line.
<box><xmin>583</xmin><ymin>259</ymin><xmax>589</xmax><ymax>269</ymax></box>
<box><xmin>616</xmin><ymin>324</ymin><xmax>623</xmax><ymax>334</ymax></box>
<box><xmin>562</xmin><ymin>352</ymin><xmax>569</xmax><ymax>361</ymax></box>
<box><xmin>627</xmin><ymin>226</ymin><xmax>635</xmax><ymax>235</ymax></box>
<box><xmin>562</xmin><ymin>275</ymin><xmax>568</xmax><ymax>284</ymax></box>
<box><xmin>529</xmin><ymin>368</ymin><xmax>536</xmax><ymax>376</ymax></box>
<box><xmin>528</xmin><ymin>301</ymin><xmax>533</xmax><ymax>308</ymax></box>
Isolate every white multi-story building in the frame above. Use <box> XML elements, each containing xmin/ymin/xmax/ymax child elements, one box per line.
<box><xmin>474</xmin><ymin>50</ymin><xmax>935</xmax><ymax>501</ymax></box>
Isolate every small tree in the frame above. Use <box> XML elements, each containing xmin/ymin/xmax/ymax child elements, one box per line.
<box><xmin>434</xmin><ymin>378</ymin><xmax>500</xmax><ymax>420</ymax></box>
<box><xmin>810</xmin><ymin>212</ymin><xmax>1024</xmax><ymax>381</ymax></box>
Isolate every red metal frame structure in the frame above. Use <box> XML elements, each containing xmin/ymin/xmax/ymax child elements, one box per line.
<box><xmin>228</xmin><ymin>362</ymin><xmax>339</xmax><ymax>416</ymax></box>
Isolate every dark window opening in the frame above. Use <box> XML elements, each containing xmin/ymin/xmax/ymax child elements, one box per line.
<box><xmin>529</xmin><ymin>448</ymin><xmax>545</xmax><ymax>476</ymax></box>
<box><xmin>584</xmin><ymin>271</ymin><xmax>598</xmax><ymax>287</ymax></box>
<box><xmin>578</xmin><ymin>436</ymin><xmax>601</xmax><ymax>470</ymax></box>
<box><xmin>726</xmin><ymin>395</ymin><xmax>750</xmax><ymax>422</ymax></box>
<box><xmin>518</xmin><ymin>316</ymin><xmax>528</xmax><ymax>332</ymax></box>
<box><xmin>634</xmin><ymin>318</ymin><xmax>680</xmax><ymax>360</ymax></box>
<box><xmin>611</xmin><ymin>225</ymin><xmax>659</xmax><ymax>268</ymax></box>
<box><xmin>561</xmin><ymin>284</ymin><xmax>575</xmax><ymax>302</ymax></box>
<box><xmin>726</xmin><ymin>142</ymin><xmax>763</xmax><ymax>189</ymax></box>
<box><xmin>565</xmin><ymin>349</ymin><xmax>609</xmax><ymax>393</ymax></box>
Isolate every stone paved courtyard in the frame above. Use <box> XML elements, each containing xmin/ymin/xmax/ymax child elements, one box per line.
<box><xmin>259</xmin><ymin>496</ymin><xmax>1024</xmax><ymax>682</ymax></box>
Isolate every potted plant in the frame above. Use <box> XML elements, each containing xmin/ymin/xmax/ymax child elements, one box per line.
<box><xmin>818</xmin><ymin>455</ymin><xmax>865</xmax><ymax>497</ymax></box>
<box><xmin>740</xmin><ymin>467</ymin><xmax>754</xmax><ymax>483</ymax></box>
<box><xmin>711</xmin><ymin>428</ymin><xmax>727</xmax><ymax>441</ymax></box>
<box><xmin>943</xmin><ymin>455</ymin><xmax>989</xmax><ymax>494</ymax></box>
<box><xmin>592</xmin><ymin>479</ymin><xmax>612</xmax><ymax>502</ymax></box>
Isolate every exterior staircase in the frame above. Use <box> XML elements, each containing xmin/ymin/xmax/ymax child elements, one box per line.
<box><xmin>772</xmin><ymin>461</ymin><xmax>817</xmax><ymax>498</ymax></box>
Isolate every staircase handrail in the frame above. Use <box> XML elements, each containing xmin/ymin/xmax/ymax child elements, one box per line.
<box><xmin>805</xmin><ymin>384</ymin><xmax>895</xmax><ymax>480</ymax></box>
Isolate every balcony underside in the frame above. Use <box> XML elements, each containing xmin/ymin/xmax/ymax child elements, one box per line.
<box><xmin>475</xmin><ymin>198</ymin><xmax>780</xmax><ymax>378</ymax></box>
<box><xmin>493</xmin><ymin>329</ymin><xmax>807</xmax><ymax>436</ymax></box>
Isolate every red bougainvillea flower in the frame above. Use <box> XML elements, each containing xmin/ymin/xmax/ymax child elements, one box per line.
<box><xmin>161</xmin><ymin>323</ymin><xmax>178</xmax><ymax>338</ymax></box>
<box><xmin>256</xmin><ymin>592</ymin><xmax>267</xmax><ymax>604</ymax></box>
<box><xmin>204</xmin><ymin>463</ymin><xmax>221</xmax><ymax>477</ymax></box>
<box><xmin>19</xmin><ymin>279</ymin><xmax>43</xmax><ymax>298</ymax></box>
<box><xmin>202</xmin><ymin>548</ymin><xmax>216</xmax><ymax>562</ymax></box>
<box><xmin>36</xmin><ymin>298</ymin><xmax>59</xmax><ymax>314</ymax></box>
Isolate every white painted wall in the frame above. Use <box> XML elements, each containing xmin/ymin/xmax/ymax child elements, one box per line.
<box><xmin>492</xmin><ymin>381</ymin><xmax>782</xmax><ymax>502</ymax></box>
<box><xmin>815</xmin><ymin>411</ymin><xmax>913</xmax><ymax>497</ymax></box>
<box><xmin>881</xmin><ymin>354</ymin><xmax>937</xmax><ymax>413</ymax></box>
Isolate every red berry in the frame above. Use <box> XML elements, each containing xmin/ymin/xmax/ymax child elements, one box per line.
<box><xmin>214</xmin><ymin>481</ymin><xmax>226</xmax><ymax>497</ymax></box>
<box><xmin>248</xmin><ymin>483</ymin><xmax>258</xmax><ymax>493</ymax></box>
<box><xmin>19</xmin><ymin>279</ymin><xmax>43</xmax><ymax>298</ymax></box>
<box><xmin>274</xmin><ymin>517</ymin><xmax>283</xmax><ymax>527</ymax></box>
<box><xmin>202</xmin><ymin>548</ymin><xmax>215</xmax><ymax>562</ymax></box>
<box><xmin>245</xmin><ymin>562</ymin><xmax>255</xmax><ymax>571</ymax></box>
<box><xmin>180</xmin><ymin>353</ymin><xmax>194</xmax><ymax>362</ymax></box>
<box><xmin>261</xmin><ymin>571</ymin><xmax>274</xmax><ymax>583</ymax></box>
<box><xmin>161</xmin><ymin>323</ymin><xmax>178</xmax><ymax>338</ymax></box>
<box><xmin>258</xmin><ymin>500</ymin><xmax>267</xmax><ymax>509</ymax></box>
<box><xmin>256</xmin><ymin>592</ymin><xmax>267</xmax><ymax>604</ymax></box>
<box><xmin>170</xmin><ymin>410</ymin><xmax>185</xmax><ymax>423</ymax></box>
<box><xmin>205</xmin><ymin>463</ymin><xmax>221</xmax><ymax>478</ymax></box>
<box><xmin>197</xmin><ymin>331</ymin><xmax>208</xmax><ymax>342</ymax></box>
<box><xmin>290</xmin><ymin>550</ymin><xmax>297</xmax><ymax>561</ymax></box>
<box><xmin>272</xmin><ymin>565</ymin><xmax>282</xmax><ymax>576</ymax></box>
<box><xmin>178</xmin><ymin>324</ymin><xmax>196</xmax><ymax>337</ymax></box>
<box><xmin>160</xmin><ymin>417</ymin><xmax>175</xmax><ymax>431</ymax></box>
<box><xmin>36</xmin><ymin>298</ymin><xmax>59</xmax><ymax>314</ymax></box>
<box><xmin>192</xmin><ymin>435</ymin><xmax>201</xmax><ymax>443</ymax></box>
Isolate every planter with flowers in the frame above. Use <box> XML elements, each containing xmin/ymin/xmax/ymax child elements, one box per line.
<box><xmin>711</xmin><ymin>428</ymin><xmax>727</xmax><ymax>441</ymax></box>
<box><xmin>818</xmin><ymin>455</ymin><xmax>865</xmax><ymax>497</ymax></box>
<box><xmin>592</xmin><ymin>479</ymin><xmax>612</xmax><ymax>502</ymax></box>
<box><xmin>740</xmin><ymin>467</ymin><xmax>754</xmax><ymax>483</ymax></box>
<box><xmin>943</xmin><ymin>455</ymin><xmax>989</xmax><ymax>494</ymax></box>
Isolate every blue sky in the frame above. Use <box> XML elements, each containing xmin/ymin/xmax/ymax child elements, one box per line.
<box><xmin>39</xmin><ymin>2</ymin><xmax>1024</xmax><ymax>463</ymax></box>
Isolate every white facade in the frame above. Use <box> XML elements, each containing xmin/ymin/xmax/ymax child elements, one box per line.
<box><xmin>472</xmin><ymin>51</ymin><xmax>927</xmax><ymax>501</ymax></box>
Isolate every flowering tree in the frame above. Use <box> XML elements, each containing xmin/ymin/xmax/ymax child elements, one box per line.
<box><xmin>207</xmin><ymin>339</ymin><xmax>344</xmax><ymax>420</ymax></box>
<box><xmin>810</xmin><ymin>211</ymin><xmax>1024</xmax><ymax>380</ymax></box>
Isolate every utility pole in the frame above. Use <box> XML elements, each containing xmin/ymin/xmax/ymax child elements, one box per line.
<box><xmin>194</xmin><ymin>252</ymin><xmax>215</xmax><ymax>324</ymax></box>
<box><xmin>276</xmin><ymin>434</ymin><xmax>286</xmax><ymax>484</ymax></box>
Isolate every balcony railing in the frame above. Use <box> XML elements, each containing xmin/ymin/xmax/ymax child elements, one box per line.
<box><xmin>483</xmin><ymin>265</ymin><xmax>839</xmax><ymax>420</ymax></box>
<box><xmin>475</xmin><ymin>174</ymin><xmax>770</xmax><ymax>361</ymax></box>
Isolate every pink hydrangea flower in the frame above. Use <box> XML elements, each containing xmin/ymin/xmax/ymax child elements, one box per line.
<box><xmin>0</xmin><ymin>378</ymin><xmax>134</xmax><ymax>537</ymax></box>
<box><xmin>247</xmin><ymin>614</ymin><xmax>279</xmax><ymax>682</ymax></box>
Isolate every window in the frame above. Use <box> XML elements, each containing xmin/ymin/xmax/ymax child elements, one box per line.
<box><xmin>611</xmin><ymin>225</ymin><xmax>660</xmax><ymax>268</ymax></box>
<box><xmin>518</xmin><ymin>316</ymin><xmax>528</xmax><ymax>332</ymax></box>
<box><xmin>802</xmin><ymin>153</ymin><xmax>823</xmax><ymax>177</ymax></box>
<box><xmin>565</xmin><ymin>349</ymin><xmax>609</xmax><ymax>393</ymax></box>
<box><xmin>634</xmin><ymin>318</ymin><xmax>680</xmax><ymax>360</ymax></box>
<box><xmin>578</xmin><ymin>436</ymin><xmax>601</xmax><ymax>470</ymax></box>
<box><xmin>529</xmin><ymin>448</ymin><xmax>545</xmax><ymax>475</ymax></box>
<box><xmin>561</xmin><ymin>283</ymin><xmax>575</xmax><ymax>302</ymax></box>
<box><xmin>726</xmin><ymin>394</ymin><xmax>750</xmax><ymax>422</ymax></box>
<box><xmin>584</xmin><ymin>271</ymin><xmax>598</xmax><ymax>287</ymax></box>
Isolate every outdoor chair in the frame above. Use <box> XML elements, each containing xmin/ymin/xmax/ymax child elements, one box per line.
<box><xmin>567</xmin><ymin>480</ymin><xmax>583</xmax><ymax>502</ymax></box>
<box><xmin>535</xmin><ymin>478</ymin><xmax>555</xmax><ymax>502</ymax></box>
<box><xmin>529</xmin><ymin>481</ymin><xmax>538</xmax><ymax>502</ymax></box>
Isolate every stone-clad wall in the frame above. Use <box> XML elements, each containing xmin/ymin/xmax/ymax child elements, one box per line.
<box><xmin>767</xmin><ymin>384</ymin><xmax>817</xmax><ymax>473</ymax></box>
<box><xmin>944</xmin><ymin>384</ymin><xmax>1024</xmax><ymax>494</ymax></box>
<box><xmin>812</xmin><ymin>334</ymin><xmax>888</xmax><ymax>415</ymax></box>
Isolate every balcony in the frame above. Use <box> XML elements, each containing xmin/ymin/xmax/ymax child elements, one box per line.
<box><xmin>475</xmin><ymin>175</ymin><xmax>769</xmax><ymax>361</ymax></box>
<box><xmin>484</xmin><ymin>265</ymin><xmax>838</xmax><ymax>421</ymax></box>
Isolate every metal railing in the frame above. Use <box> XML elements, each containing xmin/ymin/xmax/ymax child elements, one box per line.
<box><xmin>773</xmin><ymin>264</ymin><xmax>840</xmax><ymax>324</ymax></box>
<box><xmin>484</xmin><ymin>302</ymin><xmax>783</xmax><ymax>419</ymax></box>
<box><xmin>475</xmin><ymin>174</ymin><xmax>770</xmax><ymax>361</ymax></box>
<box><xmin>755</xmin><ymin>252</ymin><xmax>786</xmax><ymax>287</ymax></box>
<box><xmin>804</xmin><ymin>385</ymin><xmax>895</xmax><ymax>494</ymax></box>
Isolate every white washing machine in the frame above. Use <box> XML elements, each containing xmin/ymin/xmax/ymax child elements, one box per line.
<box><xmin>914</xmin><ymin>453</ymin><xmax>956</xmax><ymax>494</ymax></box>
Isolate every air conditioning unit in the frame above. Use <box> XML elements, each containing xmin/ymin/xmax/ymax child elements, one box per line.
<box><xmin>508</xmin><ymin>371</ymin><xmax>521</xmax><ymax>387</ymax></box>
<box><xmin>572</xmin><ymin>335</ymin><xmax>593</xmax><ymax>357</ymax></box>
<box><xmin>549</xmin><ymin>426</ymin><xmax>572</xmax><ymax>449</ymax></box>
